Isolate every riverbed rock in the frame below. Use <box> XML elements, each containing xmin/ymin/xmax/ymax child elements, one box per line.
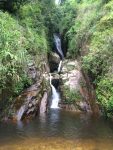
<box><xmin>14</xmin><ymin>82</ymin><xmax>40</xmax><ymax>120</ymax></box>
<box><xmin>14</xmin><ymin>79</ymin><xmax>49</xmax><ymax>121</ymax></box>
<box><xmin>60</xmin><ymin>59</ymin><xmax>92</xmax><ymax>113</ymax></box>
<box><xmin>28</xmin><ymin>63</ymin><xmax>37</xmax><ymax>81</ymax></box>
<box><xmin>0</xmin><ymin>50</ymin><xmax>51</xmax><ymax>121</ymax></box>
<box><xmin>40</xmin><ymin>92</ymin><xmax>48</xmax><ymax>114</ymax></box>
<box><xmin>48</xmin><ymin>52</ymin><xmax>61</xmax><ymax>72</ymax></box>
<box><xmin>16</xmin><ymin>105</ymin><xmax>27</xmax><ymax>121</ymax></box>
<box><xmin>61</xmin><ymin>60</ymin><xmax>81</xmax><ymax>90</ymax></box>
<box><xmin>49</xmin><ymin>52</ymin><xmax>60</xmax><ymax>64</ymax></box>
<box><xmin>12</xmin><ymin>55</ymin><xmax>50</xmax><ymax>121</ymax></box>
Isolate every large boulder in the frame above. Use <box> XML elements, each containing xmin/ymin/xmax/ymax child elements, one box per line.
<box><xmin>40</xmin><ymin>92</ymin><xmax>48</xmax><ymax>114</ymax></box>
<box><xmin>14</xmin><ymin>80</ymin><xmax>48</xmax><ymax>121</ymax></box>
<box><xmin>61</xmin><ymin>60</ymin><xmax>81</xmax><ymax>90</ymax></box>
<box><xmin>48</xmin><ymin>52</ymin><xmax>61</xmax><ymax>72</ymax></box>
<box><xmin>12</xmin><ymin>57</ymin><xmax>50</xmax><ymax>121</ymax></box>
<box><xmin>49</xmin><ymin>52</ymin><xmax>60</xmax><ymax>64</ymax></box>
<box><xmin>60</xmin><ymin>60</ymin><xmax>91</xmax><ymax>113</ymax></box>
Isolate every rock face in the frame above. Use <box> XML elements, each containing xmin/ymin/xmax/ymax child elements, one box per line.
<box><xmin>14</xmin><ymin>77</ymin><xmax>49</xmax><ymax>120</ymax></box>
<box><xmin>60</xmin><ymin>59</ymin><xmax>92</xmax><ymax>113</ymax></box>
<box><xmin>15</xmin><ymin>82</ymin><xmax>47</xmax><ymax>120</ymax></box>
<box><xmin>12</xmin><ymin>57</ymin><xmax>50</xmax><ymax>121</ymax></box>
<box><xmin>48</xmin><ymin>52</ymin><xmax>60</xmax><ymax>72</ymax></box>
<box><xmin>40</xmin><ymin>92</ymin><xmax>48</xmax><ymax>114</ymax></box>
<box><xmin>61</xmin><ymin>61</ymin><xmax>81</xmax><ymax>90</ymax></box>
<box><xmin>49</xmin><ymin>52</ymin><xmax>60</xmax><ymax>64</ymax></box>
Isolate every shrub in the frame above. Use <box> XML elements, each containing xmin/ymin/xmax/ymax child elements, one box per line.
<box><xmin>96</xmin><ymin>76</ymin><xmax>113</xmax><ymax>118</ymax></box>
<box><xmin>19</xmin><ymin>2</ymin><xmax>49</xmax><ymax>54</ymax></box>
<box><xmin>60</xmin><ymin>0</ymin><xmax>113</xmax><ymax>118</ymax></box>
<box><xmin>64</xmin><ymin>86</ymin><xmax>81</xmax><ymax>104</ymax></box>
<box><xmin>0</xmin><ymin>11</ymin><xmax>31</xmax><ymax>97</ymax></box>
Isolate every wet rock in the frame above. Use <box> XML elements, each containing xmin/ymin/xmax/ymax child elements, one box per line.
<box><xmin>64</xmin><ymin>70</ymin><xmax>81</xmax><ymax>90</ymax></box>
<box><xmin>32</xmin><ymin>99</ymin><xmax>37</xmax><ymax>105</ymax></box>
<box><xmin>48</xmin><ymin>52</ymin><xmax>60</xmax><ymax>72</ymax></box>
<box><xmin>28</xmin><ymin>103</ymin><xmax>33</xmax><ymax>108</ymax></box>
<box><xmin>14</xmin><ymin>78</ymin><xmax>49</xmax><ymax>121</ymax></box>
<box><xmin>60</xmin><ymin>59</ymin><xmax>92</xmax><ymax>113</ymax></box>
<box><xmin>59</xmin><ymin>103</ymin><xmax>81</xmax><ymax>112</ymax></box>
<box><xmin>77</xmin><ymin>101</ymin><xmax>91</xmax><ymax>112</ymax></box>
<box><xmin>49</xmin><ymin>52</ymin><xmax>60</xmax><ymax>64</ymax></box>
<box><xmin>27</xmin><ymin>107</ymin><xmax>35</xmax><ymax>115</ymax></box>
<box><xmin>40</xmin><ymin>92</ymin><xmax>48</xmax><ymax>114</ymax></box>
<box><xmin>52</xmin><ymin>79</ymin><xmax>60</xmax><ymax>89</ymax></box>
<box><xmin>28</xmin><ymin>63</ymin><xmax>37</xmax><ymax>81</ymax></box>
<box><xmin>61</xmin><ymin>60</ymin><xmax>81</xmax><ymax>90</ymax></box>
<box><xmin>0</xmin><ymin>53</ymin><xmax>50</xmax><ymax>121</ymax></box>
<box><xmin>16</xmin><ymin>105</ymin><xmax>27</xmax><ymax>121</ymax></box>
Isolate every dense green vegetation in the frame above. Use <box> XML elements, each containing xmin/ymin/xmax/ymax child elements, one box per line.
<box><xmin>59</xmin><ymin>0</ymin><xmax>113</xmax><ymax>118</ymax></box>
<box><xmin>0</xmin><ymin>0</ymin><xmax>55</xmax><ymax>114</ymax></box>
<box><xmin>64</xmin><ymin>86</ymin><xmax>81</xmax><ymax>104</ymax></box>
<box><xmin>0</xmin><ymin>0</ymin><xmax>113</xmax><ymax>119</ymax></box>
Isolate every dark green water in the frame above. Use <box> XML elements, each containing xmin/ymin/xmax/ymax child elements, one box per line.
<box><xmin>0</xmin><ymin>109</ymin><xmax>113</xmax><ymax>150</ymax></box>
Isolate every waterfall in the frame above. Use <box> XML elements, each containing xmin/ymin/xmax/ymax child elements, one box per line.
<box><xmin>55</xmin><ymin>0</ymin><xmax>61</xmax><ymax>5</ymax></box>
<box><xmin>49</xmin><ymin>74</ymin><xmax>60</xmax><ymax>109</ymax></box>
<box><xmin>48</xmin><ymin>34</ymin><xmax>63</xmax><ymax>109</ymax></box>
<box><xmin>58</xmin><ymin>60</ymin><xmax>62</xmax><ymax>73</ymax></box>
<box><xmin>54</xmin><ymin>34</ymin><xmax>64</xmax><ymax>59</ymax></box>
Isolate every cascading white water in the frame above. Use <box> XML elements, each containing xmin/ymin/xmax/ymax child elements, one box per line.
<box><xmin>51</xmin><ymin>85</ymin><xmax>60</xmax><ymax>109</ymax></box>
<box><xmin>58</xmin><ymin>60</ymin><xmax>62</xmax><ymax>73</ymax></box>
<box><xmin>49</xmin><ymin>34</ymin><xmax>63</xmax><ymax>109</ymax></box>
<box><xmin>54</xmin><ymin>34</ymin><xmax>64</xmax><ymax>59</ymax></box>
<box><xmin>50</xmin><ymin>74</ymin><xmax>60</xmax><ymax>109</ymax></box>
<box><xmin>55</xmin><ymin>0</ymin><xmax>61</xmax><ymax>5</ymax></box>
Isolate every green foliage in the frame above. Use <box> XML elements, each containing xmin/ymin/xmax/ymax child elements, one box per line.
<box><xmin>61</xmin><ymin>0</ymin><xmax>113</xmax><ymax>118</ymax></box>
<box><xmin>39</xmin><ymin>0</ymin><xmax>60</xmax><ymax>44</ymax></box>
<box><xmin>13</xmin><ymin>74</ymin><xmax>32</xmax><ymax>96</ymax></box>
<box><xmin>68</xmin><ymin>0</ymin><xmax>102</xmax><ymax>57</ymax></box>
<box><xmin>19</xmin><ymin>1</ymin><xmax>49</xmax><ymax>53</ymax></box>
<box><xmin>0</xmin><ymin>11</ymin><xmax>30</xmax><ymax>95</ymax></box>
<box><xmin>82</xmin><ymin>28</ymin><xmax>113</xmax><ymax>79</ymax></box>
<box><xmin>60</xmin><ymin>0</ymin><xmax>77</xmax><ymax>33</ymax></box>
<box><xmin>0</xmin><ymin>0</ymin><xmax>53</xmax><ymax>109</ymax></box>
<box><xmin>82</xmin><ymin>1</ymin><xmax>113</xmax><ymax>81</ymax></box>
<box><xmin>96</xmin><ymin>76</ymin><xmax>113</xmax><ymax>118</ymax></box>
<box><xmin>1</xmin><ymin>0</ymin><xmax>113</xmax><ymax>119</ymax></box>
<box><xmin>64</xmin><ymin>86</ymin><xmax>81</xmax><ymax>104</ymax></box>
<box><xmin>0</xmin><ymin>0</ymin><xmax>29</xmax><ymax>13</ymax></box>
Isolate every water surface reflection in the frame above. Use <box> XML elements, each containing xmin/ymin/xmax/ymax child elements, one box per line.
<box><xmin>0</xmin><ymin>110</ymin><xmax>113</xmax><ymax>150</ymax></box>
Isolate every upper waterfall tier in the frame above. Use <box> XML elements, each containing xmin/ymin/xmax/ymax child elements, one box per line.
<box><xmin>53</xmin><ymin>34</ymin><xmax>64</xmax><ymax>60</ymax></box>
